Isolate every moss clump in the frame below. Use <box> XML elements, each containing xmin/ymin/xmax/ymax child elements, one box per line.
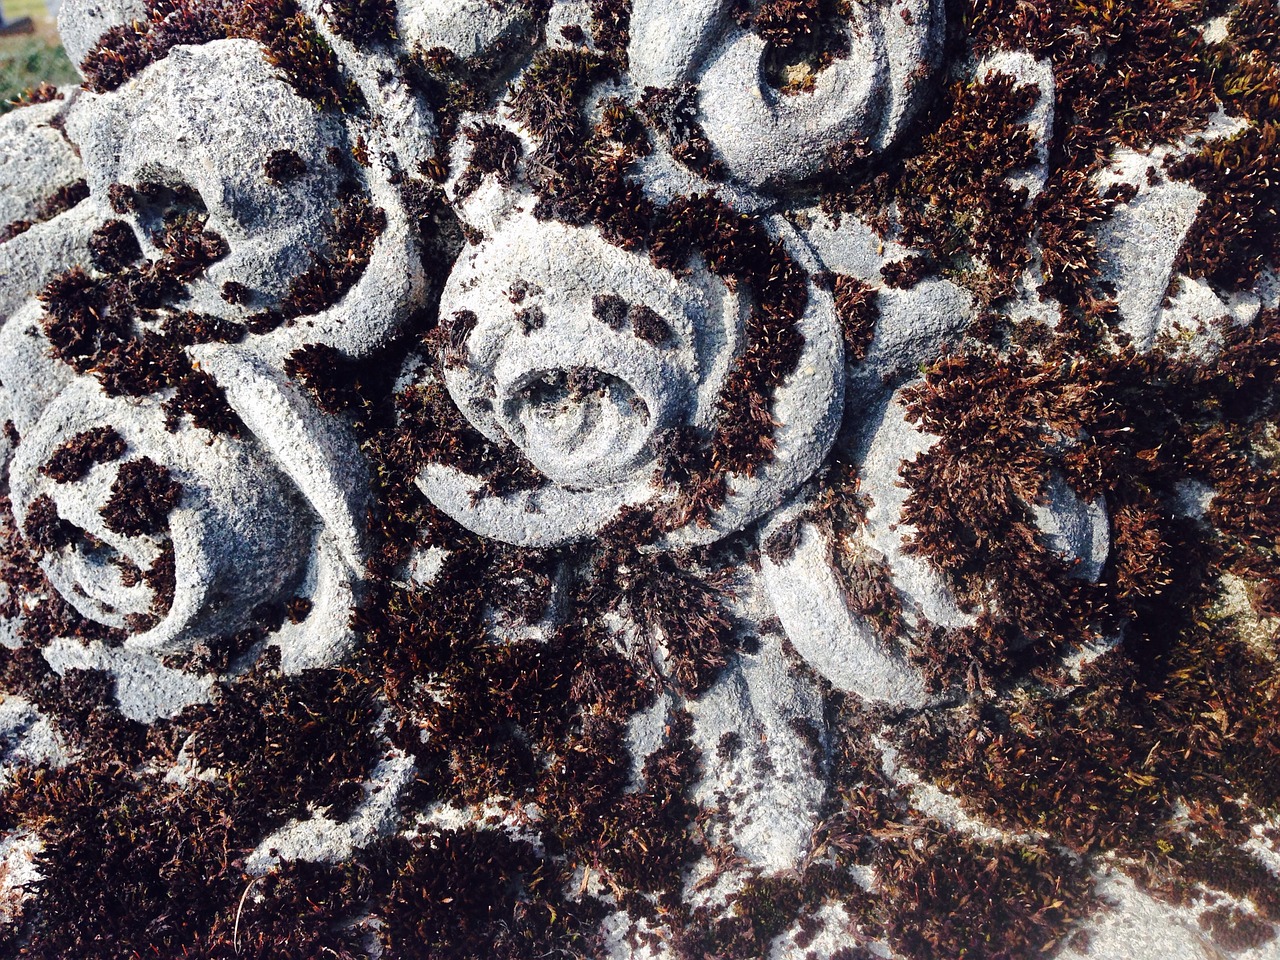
<box><xmin>0</xmin><ymin>34</ymin><xmax>78</xmax><ymax>116</ymax></box>
<box><xmin>39</xmin><ymin>426</ymin><xmax>127</xmax><ymax>483</ymax></box>
<box><xmin>99</xmin><ymin>457</ymin><xmax>182</xmax><ymax>536</ymax></box>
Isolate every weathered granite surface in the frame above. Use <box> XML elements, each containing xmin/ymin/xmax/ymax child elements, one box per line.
<box><xmin>0</xmin><ymin>0</ymin><xmax>1278</xmax><ymax>957</ymax></box>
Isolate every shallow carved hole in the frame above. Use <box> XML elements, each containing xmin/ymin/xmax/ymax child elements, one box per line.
<box><xmin>131</xmin><ymin>175</ymin><xmax>209</xmax><ymax>247</ymax></box>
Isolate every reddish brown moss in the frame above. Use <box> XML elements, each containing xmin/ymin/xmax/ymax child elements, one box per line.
<box><xmin>637</xmin><ymin>85</ymin><xmax>724</xmax><ymax>182</ymax></box>
<box><xmin>5</xmin><ymin>81</ymin><xmax>63</xmax><ymax>109</ymax></box>
<box><xmin>81</xmin><ymin>0</ymin><xmax>364</xmax><ymax>111</ymax></box>
<box><xmin>649</xmin><ymin>195</ymin><xmax>807</xmax><ymax>529</ymax></box>
<box><xmin>38</xmin><ymin>268</ymin><xmax>125</xmax><ymax>373</ymax></box>
<box><xmin>372</xmin><ymin>828</ymin><xmax>596</xmax><ymax>958</ymax></box>
<box><xmin>1169</xmin><ymin>123</ymin><xmax>1280</xmax><ymax>291</ymax></box>
<box><xmin>162</xmin><ymin>369</ymin><xmax>244</xmax><ymax>436</ymax></box>
<box><xmin>100</xmin><ymin>458</ymin><xmax>182</xmax><ymax>536</ymax></box>
<box><xmin>751</xmin><ymin>0</ymin><xmax>851</xmax><ymax>94</ymax></box>
<box><xmin>87</xmin><ymin>220</ymin><xmax>142</xmax><ymax>273</ymax></box>
<box><xmin>875</xmin><ymin>826</ymin><xmax>1095</xmax><ymax>960</ymax></box>
<box><xmin>392</xmin><ymin>377</ymin><xmax>547</xmax><ymax>498</ymax></box>
<box><xmin>829</xmin><ymin>274</ymin><xmax>879</xmax><ymax>363</ymax></box>
<box><xmin>161</xmin><ymin>310</ymin><xmax>246</xmax><ymax>345</ymax></box>
<box><xmin>284</xmin><ymin>342</ymin><xmax>363</xmax><ymax>413</ymax></box>
<box><xmin>22</xmin><ymin>494</ymin><xmax>77</xmax><ymax>554</ymax></box>
<box><xmin>0</xmin><ymin>180</ymin><xmax>90</xmax><ymax>245</ymax></box>
<box><xmin>321</xmin><ymin>0</ymin><xmax>398</xmax><ymax>46</ymax></box>
<box><xmin>263</xmin><ymin>147</ymin><xmax>308</xmax><ymax>184</ymax></box>
<box><xmin>281</xmin><ymin>195</ymin><xmax>386</xmax><ymax>318</ymax></box>
<box><xmin>40</xmin><ymin>427</ymin><xmax>127</xmax><ymax>483</ymax></box>
<box><xmin>455</xmin><ymin>121</ymin><xmax>523</xmax><ymax>199</ymax></box>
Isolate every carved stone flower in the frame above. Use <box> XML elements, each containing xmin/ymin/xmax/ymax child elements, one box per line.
<box><xmin>0</xmin><ymin>37</ymin><xmax>424</xmax><ymax>667</ymax></box>
<box><xmin>410</xmin><ymin>208</ymin><xmax>846</xmax><ymax>548</ymax></box>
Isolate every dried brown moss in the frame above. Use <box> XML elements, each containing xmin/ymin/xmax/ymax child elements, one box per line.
<box><xmin>100</xmin><ymin>458</ymin><xmax>182</xmax><ymax>536</ymax></box>
<box><xmin>0</xmin><ymin>180</ymin><xmax>90</xmax><ymax>245</ymax></box>
<box><xmin>39</xmin><ymin>427</ymin><xmax>127</xmax><ymax>483</ymax></box>
<box><xmin>81</xmin><ymin>0</ymin><xmax>364</xmax><ymax>111</ymax></box>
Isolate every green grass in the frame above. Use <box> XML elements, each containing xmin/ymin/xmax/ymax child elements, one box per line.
<box><xmin>0</xmin><ymin>32</ymin><xmax>78</xmax><ymax>113</ymax></box>
<box><xmin>4</xmin><ymin>0</ymin><xmax>53</xmax><ymax>22</ymax></box>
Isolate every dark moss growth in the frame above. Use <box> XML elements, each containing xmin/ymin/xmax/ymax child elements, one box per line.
<box><xmin>181</xmin><ymin>662</ymin><xmax>381</xmax><ymax>829</ymax></box>
<box><xmin>6</xmin><ymin>81</ymin><xmax>63</xmax><ymax>110</ymax></box>
<box><xmin>245</xmin><ymin>309</ymin><xmax>286</xmax><ymax>334</ymax></box>
<box><xmin>1169</xmin><ymin>123</ymin><xmax>1280</xmax><ymax>290</ymax></box>
<box><xmin>7</xmin><ymin>2</ymin><xmax>1280</xmax><ymax>954</ymax></box>
<box><xmin>263</xmin><ymin>147</ymin><xmax>308</xmax><ymax>184</ymax></box>
<box><xmin>456</xmin><ymin>121</ymin><xmax>522</xmax><ymax>199</ymax></box>
<box><xmin>22</xmin><ymin>494</ymin><xmax>77</xmax><ymax>554</ymax></box>
<box><xmin>0</xmin><ymin>498</ymin><xmax>127</xmax><ymax>649</ymax></box>
<box><xmin>629</xmin><ymin>303</ymin><xmax>671</xmax><ymax>345</ymax></box>
<box><xmin>161</xmin><ymin>310</ymin><xmax>247</xmax><ymax>345</ymax></box>
<box><xmin>0</xmin><ymin>220</ymin><xmax>32</xmax><ymax>246</ymax></box>
<box><xmin>91</xmin><ymin>331</ymin><xmax>189</xmax><ymax>397</ymax></box>
<box><xmin>321</xmin><ymin>0</ymin><xmax>398</xmax><ymax>46</ymax></box>
<box><xmin>81</xmin><ymin>0</ymin><xmax>364</xmax><ymax>112</ymax></box>
<box><xmin>605</xmin><ymin>553</ymin><xmax>736</xmax><ymax>696</ymax></box>
<box><xmin>830</xmin><ymin>274</ymin><xmax>879</xmax><ymax>363</ymax></box>
<box><xmin>402</xmin><ymin>20</ymin><xmax>543</xmax><ymax>150</ymax></box>
<box><xmin>393</xmin><ymin>373</ymin><xmax>548</xmax><ymax>495</ymax></box>
<box><xmin>750</xmin><ymin>0</ymin><xmax>851</xmax><ymax>95</ymax></box>
<box><xmin>592</xmin><ymin>292</ymin><xmax>629</xmax><ymax>329</ymax></box>
<box><xmin>244</xmin><ymin>0</ymin><xmax>366</xmax><ymax>110</ymax></box>
<box><xmin>100</xmin><ymin>457</ymin><xmax>182</xmax><ymax>536</ymax></box>
<box><xmin>162</xmin><ymin>369</ymin><xmax>244</xmax><ymax>436</ymax></box>
<box><xmin>0</xmin><ymin>763</ymin><xmax>365</xmax><ymax>958</ymax></box>
<box><xmin>80</xmin><ymin>0</ymin><xmax>222</xmax><ymax>94</ymax></box>
<box><xmin>823</xmin><ymin>70</ymin><xmax>1040</xmax><ymax>304</ymax></box>
<box><xmin>87</xmin><ymin>219</ymin><xmax>142</xmax><ymax>273</ymax></box>
<box><xmin>880</xmin><ymin>254</ymin><xmax>932</xmax><ymax>289</ymax></box>
<box><xmin>285</xmin><ymin>342</ymin><xmax>362</xmax><ymax>414</ymax></box>
<box><xmin>515</xmin><ymin>304</ymin><xmax>545</xmax><ymax>334</ymax></box>
<box><xmin>1198</xmin><ymin>904</ymin><xmax>1276</xmax><ymax>953</ymax></box>
<box><xmin>152</xmin><ymin>210</ymin><xmax>229</xmax><ymax>281</ymax></box>
<box><xmin>649</xmin><ymin>194</ymin><xmax>807</xmax><ymax>528</ymax></box>
<box><xmin>144</xmin><ymin>541</ymin><xmax>176</xmax><ymax>614</ymax></box>
<box><xmin>107</xmin><ymin>182</ymin><xmax>137</xmax><ymax>215</ymax></box>
<box><xmin>352</xmin><ymin>134</ymin><xmax>370</xmax><ymax>167</ymax></box>
<box><xmin>284</xmin><ymin>596</ymin><xmax>313</xmax><ymax>623</ymax></box>
<box><xmin>38</xmin><ymin>267</ymin><xmax>126</xmax><ymax>373</ymax></box>
<box><xmin>875</xmin><ymin>826</ymin><xmax>1094</xmax><ymax>960</ymax></box>
<box><xmin>637</xmin><ymin>85</ymin><xmax>724</xmax><ymax>181</ymax></box>
<box><xmin>219</xmin><ymin>279</ymin><xmax>251</xmax><ymax>304</ymax></box>
<box><xmin>40</xmin><ymin>426</ymin><xmax>127</xmax><ymax>483</ymax></box>
<box><xmin>587</xmin><ymin>0</ymin><xmax>631</xmax><ymax>64</ymax></box>
<box><xmin>281</xmin><ymin>195</ymin><xmax>386</xmax><ymax>319</ymax></box>
<box><xmin>372</xmin><ymin>828</ymin><xmax>596</xmax><ymax>958</ymax></box>
<box><xmin>0</xmin><ymin>179</ymin><xmax>90</xmax><ymax>245</ymax></box>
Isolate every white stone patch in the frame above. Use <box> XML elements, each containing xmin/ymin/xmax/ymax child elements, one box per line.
<box><xmin>245</xmin><ymin>749</ymin><xmax>416</xmax><ymax>873</ymax></box>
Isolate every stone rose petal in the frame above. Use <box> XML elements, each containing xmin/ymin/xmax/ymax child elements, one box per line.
<box><xmin>693</xmin><ymin>0</ymin><xmax>946</xmax><ymax>188</ymax></box>
<box><xmin>9</xmin><ymin>378</ymin><xmax>311</xmax><ymax>653</ymax></box>
<box><xmin>411</xmin><ymin>211</ymin><xmax>844</xmax><ymax>550</ymax></box>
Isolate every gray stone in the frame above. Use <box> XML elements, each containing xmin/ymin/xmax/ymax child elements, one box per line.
<box><xmin>0</xmin><ymin>2</ymin><xmax>1271</xmax><ymax>955</ymax></box>
<box><xmin>58</xmin><ymin>0</ymin><xmax>150</xmax><ymax>70</ymax></box>
<box><xmin>412</xmin><ymin>209</ymin><xmax>844</xmax><ymax>549</ymax></box>
<box><xmin>760</xmin><ymin>516</ymin><xmax>928</xmax><ymax>707</ymax></box>
<box><xmin>687</xmin><ymin>0</ymin><xmax>945</xmax><ymax>190</ymax></box>
<box><xmin>0</xmin><ymin>96</ymin><xmax>85</xmax><ymax>227</ymax></box>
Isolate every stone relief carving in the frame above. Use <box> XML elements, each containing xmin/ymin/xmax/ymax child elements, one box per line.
<box><xmin>0</xmin><ymin>0</ymin><xmax>1278</xmax><ymax>955</ymax></box>
<box><xmin>411</xmin><ymin>206</ymin><xmax>844</xmax><ymax>549</ymax></box>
